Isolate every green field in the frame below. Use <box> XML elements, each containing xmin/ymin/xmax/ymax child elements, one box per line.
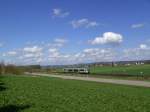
<box><xmin>90</xmin><ymin>64</ymin><xmax>150</xmax><ymax>76</ymax></box>
<box><xmin>1</xmin><ymin>75</ymin><xmax>150</xmax><ymax>112</ymax></box>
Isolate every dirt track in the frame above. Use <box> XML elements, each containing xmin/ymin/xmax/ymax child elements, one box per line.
<box><xmin>29</xmin><ymin>73</ymin><xmax>150</xmax><ymax>87</ymax></box>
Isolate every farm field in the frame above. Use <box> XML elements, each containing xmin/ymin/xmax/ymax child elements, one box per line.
<box><xmin>90</xmin><ymin>64</ymin><xmax>150</xmax><ymax>76</ymax></box>
<box><xmin>1</xmin><ymin>75</ymin><xmax>150</xmax><ymax>112</ymax></box>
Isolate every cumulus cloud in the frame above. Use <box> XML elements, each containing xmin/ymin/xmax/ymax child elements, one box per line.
<box><xmin>23</xmin><ymin>46</ymin><xmax>43</xmax><ymax>58</ymax></box>
<box><xmin>23</xmin><ymin>52</ymin><xmax>43</xmax><ymax>58</ymax></box>
<box><xmin>7</xmin><ymin>51</ymin><xmax>17</xmax><ymax>56</ymax></box>
<box><xmin>47</xmin><ymin>48</ymin><xmax>73</xmax><ymax>65</ymax></box>
<box><xmin>70</xmin><ymin>18</ymin><xmax>98</xmax><ymax>28</ymax></box>
<box><xmin>47</xmin><ymin>38</ymin><xmax>68</xmax><ymax>48</ymax></box>
<box><xmin>61</xmin><ymin>48</ymin><xmax>116</xmax><ymax>64</ymax></box>
<box><xmin>46</xmin><ymin>48</ymin><xmax>115</xmax><ymax>64</ymax></box>
<box><xmin>54</xmin><ymin>38</ymin><xmax>68</xmax><ymax>44</ymax></box>
<box><xmin>48</xmin><ymin>48</ymin><xmax>60</xmax><ymax>58</ymax></box>
<box><xmin>23</xmin><ymin>46</ymin><xmax>42</xmax><ymax>53</ymax></box>
<box><xmin>90</xmin><ymin>32</ymin><xmax>123</xmax><ymax>45</ymax></box>
<box><xmin>4</xmin><ymin>39</ymin><xmax>69</xmax><ymax>65</ymax></box>
<box><xmin>2</xmin><ymin>50</ymin><xmax>17</xmax><ymax>57</ymax></box>
<box><xmin>140</xmin><ymin>44</ymin><xmax>147</xmax><ymax>49</ymax></box>
<box><xmin>80</xmin><ymin>48</ymin><xmax>116</xmax><ymax>62</ymax></box>
<box><xmin>123</xmin><ymin>44</ymin><xmax>150</xmax><ymax>60</ymax></box>
<box><xmin>52</xmin><ymin>8</ymin><xmax>69</xmax><ymax>18</ymax></box>
<box><xmin>1</xmin><ymin>44</ymin><xmax>45</xmax><ymax>65</ymax></box>
<box><xmin>131</xmin><ymin>23</ymin><xmax>145</xmax><ymax>29</ymax></box>
<box><xmin>2</xmin><ymin>38</ymin><xmax>150</xmax><ymax>65</ymax></box>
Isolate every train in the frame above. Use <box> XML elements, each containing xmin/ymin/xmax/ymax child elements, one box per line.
<box><xmin>63</xmin><ymin>67</ymin><xmax>90</xmax><ymax>74</ymax></box>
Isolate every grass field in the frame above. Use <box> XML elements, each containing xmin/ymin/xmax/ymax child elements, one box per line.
<box><xmin>90</xmin><ymin>64</ymin><xmax>150</xmax><ymax>76</ymax></box>
<box><xmin>1</xmin><ymin>75</ymin><xmax>150</xmax><ymax>112</ymax></box>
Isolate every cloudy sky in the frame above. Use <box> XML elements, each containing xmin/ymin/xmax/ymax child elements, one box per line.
<box><xmin>0</xmin><ymin>0</ymin><xmax>150</xmax><ymax>65</ymax></box>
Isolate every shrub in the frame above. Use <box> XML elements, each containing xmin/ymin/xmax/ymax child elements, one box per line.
<box><xmin>5</xmin><ymin>65</ymin><xmax>24</xmax><ymax>75</ymax></box>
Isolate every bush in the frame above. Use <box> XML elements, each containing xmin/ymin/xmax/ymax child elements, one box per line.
<box><xmin>0</xmin><ymin>63</ymin><xmax>42</xmax><ymax>75</ymax></box>
<box><xmin>5</xmin><ymin>65</ymin><xmax>24</xmax><ymax>75</ymax></box>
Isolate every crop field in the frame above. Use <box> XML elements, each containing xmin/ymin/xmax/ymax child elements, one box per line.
<box><xmin>1</xmin><ymin>75</ymin><xmax>150</xmax><ymax>112</ymax></box>
<box><xmin>90</xmin><ymin>64</ymin><xmax>150</xmax><ymax>76</ymax></box>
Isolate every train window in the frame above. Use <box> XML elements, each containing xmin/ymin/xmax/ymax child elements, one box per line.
<box><xmin>80</xmin><ymin>69</ymin><xmax>84</xmax><ymax>71</ymax></box>
<box><xmin>68</xmin><ymin>69</ymin><xmax>73</xmax><ymax>72</ymax></box>
<box><xmin>74</xmin><ymin>69</ymin><xmax>78</xmax><ymax>72</ymax></box>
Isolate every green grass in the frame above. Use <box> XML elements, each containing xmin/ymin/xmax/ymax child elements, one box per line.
<box><xmin>1</xmin><ymin>75</ymin><xmax>150</xmax><ymax>112</ymax></box>
<box><xmin>90</xmin><ymin>64</ymin><xmax>150</xmax><ymax>76</ymax></box>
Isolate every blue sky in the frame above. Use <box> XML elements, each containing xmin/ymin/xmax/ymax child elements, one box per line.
<box><xmin>0</xmin><ymin>0</ymin><xmax>150</xmax><ymax>65</ymax></box>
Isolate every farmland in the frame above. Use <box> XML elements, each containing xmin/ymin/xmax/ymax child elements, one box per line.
<box><xmin>90</xmin><ymin>64</ymin><xmax>150</xmax><ymax>76</ymax></box>
<box><xmin>1</xmin><ymin>75</ymin><xmax>150</xmax><ymax>112</ymax></box>
<box><xmin>48</xmin><ymin>64</ymin><xmax>150</xmax><ymax>80</ymax></box>
<box><xmin>44</xmin><ymin>64</ymin><xmax>150</xmax><ymax>78</ymax></box>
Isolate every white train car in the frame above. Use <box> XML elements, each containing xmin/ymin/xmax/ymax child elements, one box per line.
<box><xmin>63</xmin><ymin>68</ymin><xmax>89</xmax><ymax>74</ymax></box>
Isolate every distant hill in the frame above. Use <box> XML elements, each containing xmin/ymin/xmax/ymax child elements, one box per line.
<box><xmin>41</xmin><ymin>60</ymin><xmax>150</xmax><ymax>68</ymax></box>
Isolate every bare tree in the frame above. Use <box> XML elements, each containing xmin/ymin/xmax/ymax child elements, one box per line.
<box><xmin>0</xmin><ymin>61</ymin><xmax>5</xmax><ymax>75</ymax></box>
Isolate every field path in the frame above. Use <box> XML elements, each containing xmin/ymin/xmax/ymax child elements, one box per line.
<box><xmin>29</xmin><ymin>73</ymin><xmax>150</xmax><ymax>87</ymax></box>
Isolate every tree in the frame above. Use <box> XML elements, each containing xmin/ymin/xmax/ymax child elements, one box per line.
<box><xmin>0</xmin><ymin>61</ymin><xmax>5</xmax><ymax>75</ymax></box>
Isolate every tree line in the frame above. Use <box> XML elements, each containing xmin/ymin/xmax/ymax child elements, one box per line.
<box><xmin>0</xmin><ymin>61</ymin><xmax>42</xmax><ymax>75</ymax></box>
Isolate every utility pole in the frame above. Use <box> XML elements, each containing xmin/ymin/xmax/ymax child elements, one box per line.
<box><xmin>112</xmin><ymin>61</ymin><xmax>114</xmax><ymax>67</ymax></box>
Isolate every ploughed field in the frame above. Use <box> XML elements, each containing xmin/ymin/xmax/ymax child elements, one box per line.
<box><xmin>1</xmin><ymin>75</ymin><xmax>150</xmax><ymax>112</ymax></box>
<box><xmin>90</xmin><ymin>64</ymin><xmax>150</xmax><ymax>76</ymax></box>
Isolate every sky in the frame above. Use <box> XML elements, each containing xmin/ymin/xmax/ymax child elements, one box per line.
<box><xmin>0</xmin><ymin>0</ymin><xmax>150</xmax><ymax>65</ymax></box>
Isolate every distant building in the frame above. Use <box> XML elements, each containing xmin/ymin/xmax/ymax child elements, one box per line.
<box><xmin>135</xmin><ymin>62</ymin><xmax>145</xmax><ymax>65</ymax></box>
<box><xmin>125</xmin><ymin>63</ymin><xmax>131</xmax><ymax>66</ymax></box>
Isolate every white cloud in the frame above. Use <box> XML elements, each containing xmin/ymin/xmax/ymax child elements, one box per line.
<box><xmin>123</xmin><ymin>44</ymin><xmax>150</xmax><ymax>60</ymax></box>
<box><xmin>86</xmin><ymin>21</ymin><xmax>99</xmax><ymax>28</ymax></box>
<box><xmin>48</xmin><ymin>48</ymin><xmax>60</xmax><ymax>58</ymax></box>
<box><xmin>90</xmin><ymin>32</ymin><xmax>123</xmax><ymax>45</ymax></box>
<box><xmin>49</xmin><ymin>43</ymin><xmax>63</xmax><ymax>48</ymax></box>
<box><xmin>74</xmin><ymin>48</ymin><xmax>116</xmax><ymax>63</ymax></box>
<box><xmin>47</xmin><ymin>38</ymin><xmax>68</xmax><ymax>48</ymax></box>
<box><xmin>46</xmin><ymin>47</ymin><xmax>116</xmax><ymax>64</ymax></box>
<box><xmin>131</xmin><ymin>23</ymin><xmax>145</xmax><ymax>29</ymax></box>
<box><xmin>23</xmin><ymin>53</ymin><xmax>43</xmax><ymax>58</ymax></box>
<box><xmin>36</xmin><ymin>58</ymin><xmax>43</xmax><ymax>63</ymax></box>
<box><xmin>52</xmin><ymin>8</ymin><xmax>69</xmax><ymax>18</ymax></box>
<box><xmin>7</xmin><ymin>51</ymin><xmax>17</xmax><ymax>56</ymax></box>
<box><xmin>54</xmin><ymin>38</ymin><xmax>67</xmax><ymax>44</ymax></box>
<box><xmin>23</xmin><ymin>46</ymin><xmax>42</xmax><ymax>53</ymax></box>
<box><xmin>70</xmin><ymin>18</ymin><xmax>98</xmax><ymax>28</ymax></box>
<box><xmin>19</xmin><ymin>46</ymin><xmax>44</xmax><ymax>64</ymax></box>
<box><xmin>2</xmin><ymin>51</ymin><xmax>17</xmax><ymax>57</ymax></box>
<box><xmin>48</xmin><ymin>48</ymin><xmax>58</xmax><ymax>52</ymax></box>
<box><xmin>140</xmin><ymin>44</ymin><xmax>147</xmax><ymax>49</ymax></box>
<box><xmin>3</xmin><ymin>39</ymin><xmax>69</xmax><ymax>65</ymax></box>
<box><xmin>47</xmin><ymin>48</ymin><xmax>74</xmax><ymax>65</ymax></box>
<box><xmin>2</xmin><ymin>38</ymin><xmax>150</xmax><ymax>65</ymax></box>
